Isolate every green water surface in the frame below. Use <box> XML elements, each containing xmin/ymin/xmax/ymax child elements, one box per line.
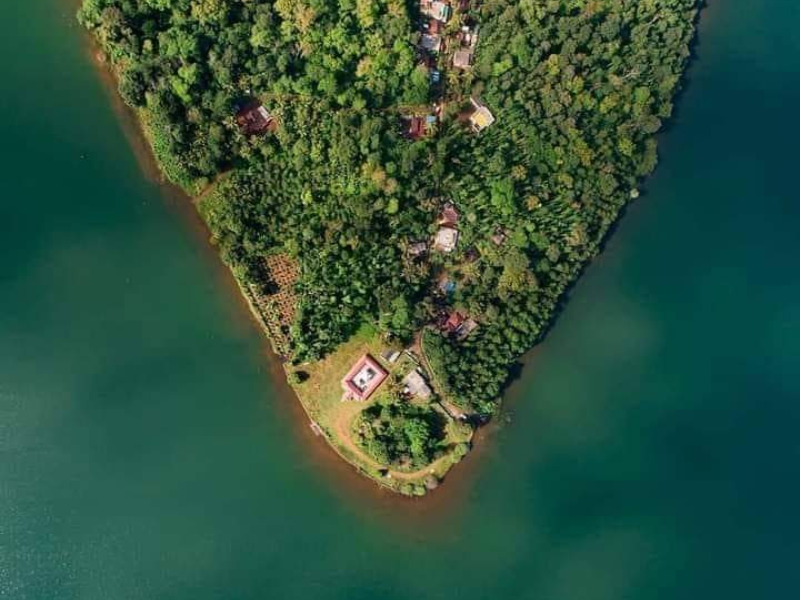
<box><xmin>2</xmin><ymin>1</ymin><xmax>799</xmax><ymax>598</ymax></box>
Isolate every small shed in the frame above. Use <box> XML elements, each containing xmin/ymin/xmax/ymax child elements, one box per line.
<box><xmin>438</xmin><ymin>277</ymin><xmax>457</xmax><ymax>295</ymax></box>
<box><xmin>406</xmin><ymin>116</ymin><xmax>426</xmax><ymax>139</ymax></box>
<box><xmin>491</xmin><ymin>229</ymin><xmax>507</xmax><ymax>246</ymax></box>
<box><xmin>381</xmin><ymin>349</ymin><xmax>402</xmax><ymax>363</ymax></box>
<box><xmin>464</xmin><ymin>246</ymin><xmax>480</xmax><ymax>262</ymax></box>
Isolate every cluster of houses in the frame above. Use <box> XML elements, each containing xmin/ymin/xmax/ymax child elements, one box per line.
<box><xmin>404</xmin><ymin>0</ymin><xmax>495</xmax><ymax>140</ymax></box>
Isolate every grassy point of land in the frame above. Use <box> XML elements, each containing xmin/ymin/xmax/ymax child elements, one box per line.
<box><xmin>287</xmin><ymin>323</ymin><xmax>472</xmax><ymax>496</ymax></box>
<box><xmin>80</xmin><ymin>0</ymin><xmax>699</xmax><ymax>496</ymax></box>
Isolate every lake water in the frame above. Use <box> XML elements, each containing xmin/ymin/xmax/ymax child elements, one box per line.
<box><xmin>2</xmin><ymin>1</ymin><xmax>799</xmax><ymax>598</ymax></box>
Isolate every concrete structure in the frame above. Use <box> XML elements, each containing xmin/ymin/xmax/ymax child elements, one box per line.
<box><xmin>403</xmin><ymin>369</ymin><xmax>432</xmax><ymax>400</ymax></box>
<box><xmin>469</xmin><ymin>97</ymin><xmax>495</xmax><ymax>132</ymax></box>
<box><xmin>434</xmin><ymin>226</ymin><xmax>459</xmax><ymax>252</ymax></box>
<box><xmin>341</xmin><ymin>354</ymin><xmax>388</xmax><ymax>401</ymax></box>
<box><xmin>421</xmin><ymin>0</ymin><xmax>452</xmax><ymax>22</ymax></box>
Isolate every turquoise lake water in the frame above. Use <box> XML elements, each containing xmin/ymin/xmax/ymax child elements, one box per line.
<box><xmin>2</xmin><ymin>1</ymin><xmax>799</xmax><ymax>598</ymax></box>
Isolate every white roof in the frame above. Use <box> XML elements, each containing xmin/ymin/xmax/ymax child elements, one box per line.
<box><xmin>403</xmin><ymin>370</ymin><xmax>432</xmax><ymax>399</ymax></box>
<box><xmin>434</xmin><ymin>227</ymin><xmax>459</xmax><ymax>252</ymax></box>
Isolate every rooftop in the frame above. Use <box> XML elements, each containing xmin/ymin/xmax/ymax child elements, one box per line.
<box><xmin>444</xmin><ymin>311</ymin><xmax>465</xmax><ymax>333</ymax></box>
<box><xmin>236</xmin><ymin>102</ymin><xmax>274</xmax><ymax>135</ymax></box>
<box><xmin>420</xmin><ymin>33</ymin><xmax>442</xmax><ymax>53</ymax></box>
<box><xmin>341</xmin><ymin>354</ymin><xmax>388</xmax><ymax>401</ymax></box>
<box><xmin>434</xmin><ymin>226</ymin><xmax>459</xmax><ymax>253</ymax></box>
<box><xmin>439</xmin><ymin>202</ymin><xmax>460</xmax><ymax>226</ymax></box>
<box><xmin>469</xmin><ymin>98</ymin><xmax>495</xmax><ymax>132</ymax></box>
<box><xmin>453</xmin><ymin>49</ymin><xmax>473</xmax><ymax>69</ymax></box>
<box><xmin>403</xmin><ymin>369</ymin><xmax>433</xmax><ymax>400</ymax></box>
<box><xmin>421</xmin><ymin>0</ymin><xmax>452</xmax><ymax>22</ymax></box>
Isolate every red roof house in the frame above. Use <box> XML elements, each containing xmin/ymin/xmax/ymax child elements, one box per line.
<box><xmin>438</xmin><ymin>202</ymin><xmax>461</xmax><ymax>226</ymax></box>
<box><xmin>236</xmin><ymin>102</ymin><xmax>274</xmax><ymax>135</ymax></box>
<box><xmin>341</xmin><ymin>354</ymin><xmax>388</xmax><ymax>401</ymax></box>
<box><xmin>406</xmin><ymin>116</ymin><xmax>427</xmax><ymax>140</ymax></box>
<box><xmin>444</xmin><ymin>311</ymin><xmax>465</xmax><ymax>333</ymax></box>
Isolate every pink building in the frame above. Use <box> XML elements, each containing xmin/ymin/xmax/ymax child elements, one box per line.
<box><xmin>341</xmin><ymin>354</ymin><xmax>388</xmax><ymax>401</ymax></box>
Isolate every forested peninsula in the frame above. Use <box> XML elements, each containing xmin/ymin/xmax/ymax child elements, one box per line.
<box><xmin>80</xmin><ymin>0</ymin><xmax>699</xmax><ymax>495</ymax></box>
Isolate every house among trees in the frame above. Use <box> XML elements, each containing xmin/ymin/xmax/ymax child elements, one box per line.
<box><xmin>420</xmin><ymin>33</ymin><xmax>442</xmax><ymax>53</ymax></box>
<box><xmin>453</xmin><ymin>48</ymin><xmax>473</xmax><ymax>69</ymax></box>
<box><xmin>341</xmin><ymin>354</ymin><xmax>388</xmax><ymax>401</ymax></box>
<box><xmin>456</xmin><ymin>318</ymin><xmax>478</xmax><ymax>340</ymax></box>
<box><xmin>434</xmin><ymin>226</ymin><xmax>459</xmax><ymax>252</ymax></box>
<box><xmin>468</xmin><ymin>97</ymin><xmax>495</xmax><ymax>132</ymax></box>
<box><xmin>236</xmin><ymin>102</ymin><xmax>274</xmax><ymax>135</ymax></box>
<box><xmin>438</xmin><ymin>202</ymin><xmax>460</xmax><ymax>226</ymax></box>
<box><xmin>439</xmin><ymin>311</ymin><xmax>478</xmax><ymax>340</ymax></box>
<box><xmin>442</xmin><ymin>311</ymin><xmax>465</xmax><ymax>334</ymax></box>
<box><xmin>420</xmin><ymin>0</ymin><xmax>452</xmax><ymax>23</ymax></box>
<box><xmin>404</xmin><ymin>115</ymin><xmax>436</xmax><ymax>140</ymax></box>
<box><xmin>403</xmin><ymin>369</ymin><xmax>433</xmax><ymax>400</ymax></box>
<box><xmin>461</xmin><ymin>25</ymin><xmax>479</xmax><ymax>47</ymax></box>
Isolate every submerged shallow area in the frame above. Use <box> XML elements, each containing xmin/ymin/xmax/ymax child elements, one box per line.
<box><xmin>2</xmin><ymin>1</ymin><xmax>800</xmax><ymax>599</ymax></box>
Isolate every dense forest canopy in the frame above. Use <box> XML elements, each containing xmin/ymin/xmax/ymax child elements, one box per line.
<box><xmin>81</xmin><ymin>0</ymin><xmax>699</xmax><ymax>415</ymax></box>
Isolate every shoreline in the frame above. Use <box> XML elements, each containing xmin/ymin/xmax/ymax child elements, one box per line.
<box><xmin>78</xmin><ymin>24</ymin><xmax>491</xmax><ymax>510</ymax></box>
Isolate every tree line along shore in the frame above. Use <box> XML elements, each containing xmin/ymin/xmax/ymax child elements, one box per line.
<box><xmin>79</xmin><ymin>0</ymin><xmax>699</xmax><ymax>494</ymax></box>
